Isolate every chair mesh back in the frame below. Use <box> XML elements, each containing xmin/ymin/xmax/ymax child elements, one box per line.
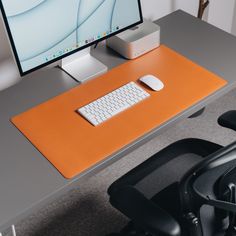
<box><xmin>136</xmin><ymin>154</ymin><xmax>202</xmax><ymax>199</ymax></box>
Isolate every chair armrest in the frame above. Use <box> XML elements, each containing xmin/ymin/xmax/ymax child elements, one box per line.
<box><xmin>218</xmin><ymin>111</ymin><xmax>236</xmax><ymax>132</ymax></box>
<box><xmin>110</xmin><ymin>186</ymin><xmax>181</xmax><ymax>236</ymax></box>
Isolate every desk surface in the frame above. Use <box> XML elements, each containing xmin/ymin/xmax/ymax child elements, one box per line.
<box><xmin>1</xmin><ymin>10</ymin><xmax>236</xmax><ymax>231</ymax></box>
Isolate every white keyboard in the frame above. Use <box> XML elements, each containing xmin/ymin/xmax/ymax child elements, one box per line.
<box><xmin>78</xmin><ymin>82</ymin><xmax>150</xmax><ymax>126</ymax></box>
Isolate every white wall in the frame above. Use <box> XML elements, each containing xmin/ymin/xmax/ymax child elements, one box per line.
<box><xmin>176</xmin><ymin>0</ymin><xmax>199</xmax><ymax>16</ymax></box>
<box><xmin>141</xmin><ymin>0</ymin><xmax>236</xmax><ymax>33</ymax></box>
<box><xmin>0</xmin><ymin>12</ymin><xmax>11</xmax><ymax>61</ymax></box>
<box><xmin>208</xmin><ymin>0</ymin><xmax>236</xmax><ymax>33</ymax></box>
<box><xmin>140</xmin><ymin>0</ymin><xmax>199</xmax><ymax>21</ymax></box>
<box><xmin>232</xmin><ymin>2</ymin><xmax>236</xmax><ymax>35</ymax></box>
<box><xmin>140</xmin><ymin>0</ymin><xmax>175</xmax><ymax>20</ymax></box>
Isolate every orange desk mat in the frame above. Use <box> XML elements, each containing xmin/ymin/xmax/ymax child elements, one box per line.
<box><xmin>11</xmin><ymin>45</ymin><xmax>227</xmax><ymax>179</ymax></box>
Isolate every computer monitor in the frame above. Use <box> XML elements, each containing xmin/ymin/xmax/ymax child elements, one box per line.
<box><xmin>0</xmin><ymin>0</ymin><xmax>143</xmax><ymax>81</ymax></box>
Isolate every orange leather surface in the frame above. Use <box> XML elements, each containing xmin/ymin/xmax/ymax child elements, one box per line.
<box><xmin>11</xmin><ymin>45</ymin><xmax>227</xmax><ymax>179</ymax></box>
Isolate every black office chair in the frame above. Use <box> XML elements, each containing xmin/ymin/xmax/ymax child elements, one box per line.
<box><xmin>107</xmin><ymin>111</ymin><xmax>236</xmax><ymax>236</ymax></box>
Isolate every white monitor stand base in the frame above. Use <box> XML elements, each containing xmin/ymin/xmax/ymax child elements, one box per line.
<box><xmin>60</xmin><ymin>47</ymin><xmax>108</xmax><ymax>83</ymax></box>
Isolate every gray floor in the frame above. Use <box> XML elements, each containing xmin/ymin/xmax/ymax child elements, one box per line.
<box><xmin>16</xmin><ymin>88</ymin><xmax>236</xmax><ymax>236</ymax></box>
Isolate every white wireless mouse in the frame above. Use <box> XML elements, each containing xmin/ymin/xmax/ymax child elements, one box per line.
<box><xmin>139</xmin><ymin>75</ymin><xmax>164</xmax><ymax>91</ymax></box>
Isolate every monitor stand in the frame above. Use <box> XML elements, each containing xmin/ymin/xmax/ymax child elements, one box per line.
<box><xmin>60</xmin><ymin>47</ymin><xmax>108</xmax><ymax>83</ymax></box>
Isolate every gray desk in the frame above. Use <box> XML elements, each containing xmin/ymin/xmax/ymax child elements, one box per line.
<box><xmin>1</xmin><ymin>10</ymin><xmax>236</xmax><ymax>234</ymax></box>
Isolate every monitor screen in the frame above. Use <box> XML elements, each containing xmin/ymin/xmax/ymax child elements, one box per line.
<box><xmin>0</xmin><ymin>0</ymin><xmax>142</xmax><ymax>76</ymax></box>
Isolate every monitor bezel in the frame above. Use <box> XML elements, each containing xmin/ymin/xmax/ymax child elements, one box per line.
<box><xmin>0</xmin><ymin>1</ymin><xmax>143</xmax><ymax>76</ymax></box>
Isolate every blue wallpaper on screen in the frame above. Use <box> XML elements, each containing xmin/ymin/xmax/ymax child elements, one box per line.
<box><xmin>2</xmin><ymin>0</ymin><xmax>141</xmax><ymax>72</ymax></box>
